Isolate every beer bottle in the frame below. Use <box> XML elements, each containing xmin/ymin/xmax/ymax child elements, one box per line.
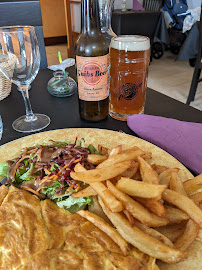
<box><xmin>75</xmin><ymin>0</ymin><xmax>109</xmax><ymax>121</ymax></box>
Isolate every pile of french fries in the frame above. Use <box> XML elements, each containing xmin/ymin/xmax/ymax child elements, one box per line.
<box><xmin>70</xmin><ymin>144</ymin><xmax>202</xmax><ymax>267</ymax></box>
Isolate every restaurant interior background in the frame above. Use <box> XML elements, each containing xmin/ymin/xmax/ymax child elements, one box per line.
<box><xmin>40</xmin><ymin>0</ymin><xmax>202</xmax><ymax>111</ymax></box>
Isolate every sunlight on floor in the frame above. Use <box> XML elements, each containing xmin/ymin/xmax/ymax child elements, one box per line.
<box><xmin>148</xmin><ymin>51</ymin><xmax>202</xmax><ymax>112</ymax></box>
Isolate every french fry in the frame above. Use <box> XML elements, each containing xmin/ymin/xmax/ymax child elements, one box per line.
<box><xmin>169</xmin><ymin>171</ymin><xmax>187</xmax><ymax>195</ymax></box>
<box><xmin>90</xmin><ymin>182</ymin><xmax>123</xmax><ymax>212</ymax></box>
<box><xmin>78</xmin><ymin>210</ymin><xmax>129</xmax><ymax>255</ymax></box>
<box><xmin>87</xmin><ymin>154</ymin><xmax>108</xmax><ymax>165</ymax></box>
<box><xmin>98</xmin><ymin>144</ymin><xmax>109</xmax><ymax>155</ymax></box>
<box><xmin>189</xmin><ymin>192</ymin><xmax>202</xmax><ymax>204</ymax></box>
<box><xmin>183</xmin><ymin>174</ymin><xmax>202</xmax><ymax>195</ymax></box>
<box><xmin>164</xmin><ymin>205</ymin><xmax>189</xmax><ymax>224</ymax></box>
<box><xmin>197</xmin><ymin>229</ymin><xmax>202</xmax><ymax>241</ymax></box>
<box><xmin>109</xmin><ymin>145</ymin><xmax>122</xmax><ymax>157</ymax></box>
<box><xmin>130</xmin><ymin>247</ymin><xmax>152</xmax><ymax>267</ymax></box>
<box><xmin>151</xmin><ymin>164</ymin><xmax>169</xmax><ymax>175</ymax></box>
<box><xmin>159</xmin><ymin>169</ymin><xmax>176</xmax><ymax>188</ymax></box>
<box><xmin>197</xmin><ymin>204</ymin><xmax>202</xmax><ymax>241</ymax></box>
<box><xmin>134</xmin><ymin>219</ymin><xmax>174</xmax><ymax>248</ymax></box>
<box><xmin>140</xmin><ymin>151</ymin><xmax>152</xmax><ymax>161</ymax></box>
<box><xmin>197</xmin><ymin>209</ymin><xmax>202</xmax><ymax>247</ymax></box>
<box><xmin>97</xmin><ymin>147</ymin><xmax>144</xmax><ymax>168</ymax></box>
<box><xmin>74</xmin><ymin>163</ymin><xmax>123</xmax><ymax>212</ymax></box>
<box><xmin>74</xmin><ymin>162</ymin><xmax>86</xmax><ymax>172</ymax></box>
<box><xmin>121</xmin><ymin>161</ymin><xmax>139</xmax><ymax>178</ymax></box>
<box><xmin>123</xmin><ymin>209</ymin><xmax>135</xmax><ymax>227</ymax></box>
<box><xmin>107</xmin><ymin>181</ymin><xmax>169</xmax><ymax>227</ymax></box>
<box><xmin>174</xmin><ymin>219</ymin><xmax>199</xmax><ymax>251</ymax></box>
<box><xmin>162</xmin><ymin>189</ymin><xmax>202</xmax><ymax>228</ymax></box>
<box><xmin>116</xmin><ymin>177</ymin><xmax>165</xmax><ymax>199</ymax></box>
<box><xmin>72</xmin><ymin>186</ymin><xmax>97</xmax><ymax>197</ymax></box>
<box><xmin>161</xmin><ymin>168</ymin><xmax>199</xmax><ymax>252</ymax></box>
<box><xmin>162</xmin><ymin>170</ymin><xmax>189</xmax><ymax>223</ymax></box>
<box><xmin>166</xmin><ymin>171</ymin><xmax>199</xmax><ymax>250</ymax></box>
<box><xmin>137</xmin><ymin>156</ymin><xmax>159</xmax><ymax>184</ymax></box>
<box><xmin>155</xmin><ymin>222</ymin><xmax>187</xmax><ymax>243</ymax></box>
<box><xmin>98</xmin><ymin>196</ymin><xmax>185</xmax><ymax>264</ymax></box>
<box><xmin>134</xmin><ymin>197</ymin><xmax>166</xmax><ymax>217</ymax></box>
<box><xmin>147</xmin><ymin>257</ymin><xmax>160</xmax><ymax>270</ymax></box>
<box><xmin>70</xmin><ymin>160</ymin><xmax>132</xmax><ymax>182</ymax></box>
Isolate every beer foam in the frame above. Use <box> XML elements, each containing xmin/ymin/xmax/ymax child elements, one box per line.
<box><xmin>110</xmin><ymin>35</ymin><xmax>150</xmax><ymax>51</ymax></box>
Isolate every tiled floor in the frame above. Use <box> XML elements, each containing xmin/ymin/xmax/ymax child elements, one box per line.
<box><xmin>46</xmin><ymin>44</ymin><xmax>202</xmax><ymax>111</ymax></box>
<box><xmin>148</xmin><ymin>51</ymin><xmax>202</xmax><ymax>111</ymax></box>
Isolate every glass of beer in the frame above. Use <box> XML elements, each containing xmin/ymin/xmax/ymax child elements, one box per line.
<box><xmin>109</xmin><ymin>35</ymin><xmax>150</xmax><ymax>121</ymax></box>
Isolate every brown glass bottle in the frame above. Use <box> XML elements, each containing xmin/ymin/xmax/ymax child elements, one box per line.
<box><xmin>75</xmin><ymin>0</ymin><xmax>109</xmax><ymax>121</ymax></box>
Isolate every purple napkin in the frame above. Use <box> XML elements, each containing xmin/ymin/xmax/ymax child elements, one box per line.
<box><xmin>127</xmin><ymin>114</ymin><xmax>202</xmax><ymax>175</ymax></box>
<box><xmin>133</xmin><ymin>0</ymin><xmax>144</xmax><ymax>11</ymax></box>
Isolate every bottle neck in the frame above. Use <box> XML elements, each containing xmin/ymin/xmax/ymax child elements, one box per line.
<box><xmin>81</xmin><ymin>0</ymin><xmax>101</xmax><ymax>35</ymax></box>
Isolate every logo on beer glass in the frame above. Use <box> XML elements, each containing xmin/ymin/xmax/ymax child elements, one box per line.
<box><xmin>117</xmin><ymin>82</ymin><xmax>142</xmax><ymax>101</ymax></box>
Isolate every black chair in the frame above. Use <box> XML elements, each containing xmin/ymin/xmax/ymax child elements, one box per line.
<box><xmin>186</xmin><ymin>11</ymin><xmax>202</xmax><ymax>105</ymax></box>
<box><xmin>0</xmin><ymin>0</ymin><xmax>47</xmax><ymax>69</ymax></box>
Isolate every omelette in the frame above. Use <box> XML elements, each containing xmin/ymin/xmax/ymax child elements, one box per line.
<box><xmin>0</xmin><ymin>185</ymin><xmax>152</xmax><ymax>270</ymax></box>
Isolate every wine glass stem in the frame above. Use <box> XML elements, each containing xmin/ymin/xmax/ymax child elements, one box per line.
<box><xmin>20</xmin><ymin>85</ymin><xmax>37</xmax><ymax>122</ymax></box>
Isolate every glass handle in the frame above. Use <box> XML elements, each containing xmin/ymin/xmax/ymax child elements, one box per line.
<box><xmin>19</xmin><ymin>85</ymin><xmax>37</xmax><ymax>122</ymax></box>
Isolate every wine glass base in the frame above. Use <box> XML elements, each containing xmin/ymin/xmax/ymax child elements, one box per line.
<box><xmin>17</xmin><ymin>85</ymin><xmax>31</xmax><ymax>92</ymax></box>
<box><xmin>12</xmin><ymin>114</ymin><xmax>50</xmax><ymax>133</ymax></box>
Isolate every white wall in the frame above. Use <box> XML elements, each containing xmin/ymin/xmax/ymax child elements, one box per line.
<box><xmin>71</xmin><ymin>2</ymin><xmax>81</xmax><ymax>33</ymax></box>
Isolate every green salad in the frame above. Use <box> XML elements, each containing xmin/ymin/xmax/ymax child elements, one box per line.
<box><xmin>0</xmin><ymin>138</ymin><xmax>101</xmax><ymax>213</ymax></box>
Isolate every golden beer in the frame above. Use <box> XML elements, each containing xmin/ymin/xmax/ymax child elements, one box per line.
<box><xmin>109</xmin><ymin>35</ymin><xmax>150</xmax><ymax>121</ymax></box>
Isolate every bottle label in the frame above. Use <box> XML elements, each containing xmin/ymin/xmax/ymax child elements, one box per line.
<box><xmin>76</xmin><ymin>54</ymin><xmax>109</xmax><ymax>101</ymax></box>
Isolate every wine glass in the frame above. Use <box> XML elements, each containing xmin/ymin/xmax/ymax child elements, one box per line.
<box><xmin>121</xmin><ymin>0</ymin><xmax>127</xmax><ymax>11</ymax></box>
<box><xmin>0</xmin><ymin>26</ymin><xmax>50</xmax><ymax>133</ymax></box>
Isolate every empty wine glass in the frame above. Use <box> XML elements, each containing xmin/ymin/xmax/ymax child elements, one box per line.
<box><xmin>0</xmin><ymin>26</ymin><xmax>50</xmax><ymax>133</ymax></box>
<box><xmin>121</xmin><ymin>0</ymin><xmax>127</xmax><ymax>11</ymax></box>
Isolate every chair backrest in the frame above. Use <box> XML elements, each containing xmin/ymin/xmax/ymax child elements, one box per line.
<box><xmin>143</xmin><ymin>0</ymin><xmax>163</xmax><ymax>11</ymax></box>
<box><xmin>0</xmin><ymin>0</ymin><xmax>47</xmax><ymax>69</ymax></box>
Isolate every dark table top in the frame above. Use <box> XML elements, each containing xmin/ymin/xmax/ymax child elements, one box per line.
<box><xmin>112</xmin><ymin>10</ymin><xmax>161</xmax><ymax>39</ymax></box>
<box><xmin>112</xmin><ymin>9</ymin><xmax>169</xmax><ymax>46</ymax></box>
<box><xmin>0</xmin><ymin>67</ymin><xmax>202</xmax><ymax>146</ymax></box>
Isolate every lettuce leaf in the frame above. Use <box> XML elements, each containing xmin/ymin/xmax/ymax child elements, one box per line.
<box><xmin>0</xmin><ymin>162</ymin><xmax>9</xmax><ymax>178</ymax></box>
<box><xmin>50</xmin><ymin>164</ymin><xmax>59</xmax><ymax>171</ymax></box>
<box><xmin>88</xmin><ymin>144</ymin><xmax>101</xmax><ymax>155</ymax></box>
<box><xmin>55</xmin><ymin>196</ymin><xmax>92</xmax><ymax>213</ymax></box>
<box><xmin>42</xmin><ymin>139</ymin><xmax>70</xmax><ymax>147</ymax></box>
<box><xmin>76</xmin><ymin>138</ymin><xmax>85</xmax><ymax>147</ymax></box>
<box><xmin>19</xmin><ymin>163</ymin><xmax>35</xmax><ymax>181</ymax></box>
<box><xmin>41</xmin><ymin>181</ymin><xmax>61</xmax><ymax>197</ymax></box>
